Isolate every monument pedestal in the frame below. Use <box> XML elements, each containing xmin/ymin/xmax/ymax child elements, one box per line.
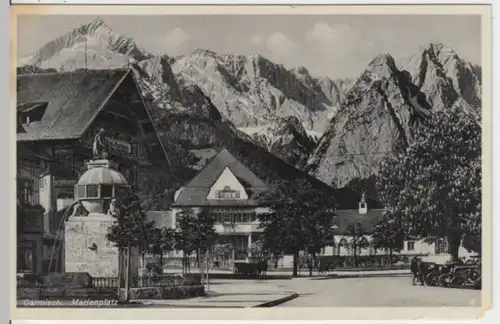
<box><xmin>65</xmin><ymin>213</ymin><xmax>139</xmax><ymax>279</ymax></box>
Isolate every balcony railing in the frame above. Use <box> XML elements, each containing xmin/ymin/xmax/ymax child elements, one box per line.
<box><xmin>214</xmin><ymin>222</ymin><xmax>262</xmax><ymax>234</ymax></box>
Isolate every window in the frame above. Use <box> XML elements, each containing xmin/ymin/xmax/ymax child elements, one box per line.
<box><xmin>18</xmin><ymin>102</ymin><xmax>48</xmax><ymax>124</ymax></box>
<box><xmin>86</xmin><ymin>185</ymin><xmax>99</xmax><ymax>198</ymax></box>
<box><xmin>338</xmin><ymin>238</ymin><xmax>348</xmax><ymax>255</ymax></box>
<box><xmin>407</xmin><ymin>241</ymin><xmax>415</xmax><ymax>251</ymax></box>
<box><xmin>435</xmin><ymin>240</ymin><xmax>449</xmax><ymax>254</ymax></box>
<box><xmin>101</xmin><ymin>184</ymin><xmax>113</xmax><ymax>198</ymax></box>
<box><xmin>17</xmin><ymin>242</ymin><xmax>35</xmax><ymax>273</ymax></box>
<box><xmin>75</xmin><ymin>185</ymin><xmax>86</xmax><ymax>199</ymax></box>
<box><xmin>360</xmin><ymin>203</ymin><xmax>366</xmax><ymax>209</ymax></box>
<box><xmin>17</xmin><ymin>177</ymin><xmax>38</xmax><ymax>205</ymax></box>
<box><xmin>216</xmin><ymin>186</ymin><xmax>241</xmax><ymax>199</ymax></box>
<box><xmin>358</xmin><ymin>237</ymin><xmax>369</xmax><ymax>254</ymax></box>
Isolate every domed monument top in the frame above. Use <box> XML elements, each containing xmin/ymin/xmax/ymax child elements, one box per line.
<box><xmin>74</xmin><ymin>159</ymin><xmax>130</xmax><ymax>206</ymax></box>
<box><xmin>70</xmin><ymin>126</ymin><xmax>131</xmax><ymax>214</ymax></box>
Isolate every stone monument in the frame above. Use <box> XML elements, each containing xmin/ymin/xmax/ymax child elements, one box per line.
<box><xmin>64</xmin><ymin>156</ymin><xmax>139</xmax><ymax>279</ymax></box>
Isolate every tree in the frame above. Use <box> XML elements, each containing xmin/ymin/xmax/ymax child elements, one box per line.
<box><xmin>257</xmin><ymin>179</ymin><xmax>336</xmax><ymax>277</ymax></box>
<box><xmin>345</xmin><ymin>222</ymin><xmax>369</xmax><ymax>267</ymax></box>
<box><xmin>371</xmin><ymin>215</ymin><xmax>405</xmax><ymax>266</ymax></box>
<box><xmin>174</xmin><ymin>207</ymin><xmax>217</xmax><ymax>273</ymax></box>
<box><xmin>147</xmin><ymin>227</ymin><xmax>175</xmax><ymax>273</ymax></box>
<box><xmin>462</xmin><ymin>233</ymin><xmax>481</xmax><ymax>256</ymax></box>
<box><xmin>106</xmin><ymin>191</ymin><xmax>154</xmax><ymax>301</ymax></box>
<box><xmin>377</xmin><ymin>107</ymin><xmax>481</xmax><ymax>261</ymax></box>
<box><xmin>106</xmin><ymin>192</ymin><xmax>153</xmax><ymax>251</ymax></box>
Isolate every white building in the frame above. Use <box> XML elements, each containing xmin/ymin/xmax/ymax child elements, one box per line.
<box><xmin>322</xmin><ymin>195</ymin><xmax>476</xmax><ymax>264</ymax></box>
<box><xmin>169</xmin><ymin>148</ymin><xmax>269</xmax><ymax>262</ymax></box>
<box><xmin>147</xmin><ymin>148</ymin><xmax>476</xmax><ymax>268</ymax></box>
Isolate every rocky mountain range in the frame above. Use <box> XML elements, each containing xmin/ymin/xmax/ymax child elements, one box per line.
<box><xmin>307</xmin><ymin>45</ymin><xmax>481</xmax><ymax>190</ymax></box>
<box><xmin>17</xmin><ymin>17</ymin><xmax>482</xmax><ymax>196</ymax></box>
<box><xmin>171</xmin><ymin>49</ymin><xmax>351</xmax><ymax>135</ymax></box>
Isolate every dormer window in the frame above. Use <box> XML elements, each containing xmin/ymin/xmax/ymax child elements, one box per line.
<box><xmin>18</xmin><ymin>102</ymin><xmax>49</xmax><ymax>125</ymax></box>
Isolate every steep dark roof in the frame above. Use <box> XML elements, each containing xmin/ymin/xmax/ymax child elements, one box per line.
<box><xmin>331</xmin><ymin>209</ymin><xmax>385</xmax><ymax>235</ymax></box>
<box><xmin>172</xmin><ymin>149</ymin><xmax>268</xmax><ymax>207</ymax></box>
<box><xmin>16</xmin><ymin>69</ymin><xmax>129</xmax><ymax>141</ymax></box>
<box><xmin>219</xmin><ymin>142</ymin><xmax>382</xmax><ymax>210</ymax></box>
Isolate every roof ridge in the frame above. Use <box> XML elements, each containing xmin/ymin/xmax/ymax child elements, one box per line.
<box><xmin>181</xmin><ymin>148</ymin><xmax>231</xmax><ymax>189</ymax></box>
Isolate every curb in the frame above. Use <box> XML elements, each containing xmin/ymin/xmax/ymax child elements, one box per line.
<box><xmin>312</xmin><ymin>273</ymin><xmax>411</xmax><ymax>280</ymax></box>
<box><xmin>253</xmin><ymin>293</ymin><xmax>299</xmax><ymax>307</ymax></box>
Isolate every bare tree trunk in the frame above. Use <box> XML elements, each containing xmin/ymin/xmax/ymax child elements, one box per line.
<box><xmin>198</xmin><ymin>249</ymin><xmax>204</xmax><ymax>283</ymax></box>
<box><xmin>292</xmin><ymin>250</ymin><xmax>299</xmax><ymax>277</ymax></box>
<box><xmin>124</xmin><ymin>246</ymin><xmax>131</xmax><ymax>302</ymax></box>
<box><xmin>205</xmin><ymin>249</ymin><xmax>210</xmax><ymax>292</ymax></box>
<box><xmin>181</xmin><ymin>254</ymin><xmax>186</xmax><ymax>274</ymax></box>
<box><xmin>183</xmin><ymin>254</ymin><xmax>187</xmax><ymax>274</ymax></box>
<box><xmin>117</xmin><ymin>248</ymin><xmax>123</xmax><ymax>300</ymax></box>
<box><xmin>448</xmin><ymin>233</ymin><xmax>463</xmax><ymax>262</ymax></box>
<box><xmin>389</xmin><ymin>249</ymin><xmax>393</xmax><ymax>268</ymax></box>
<box><xmin>352</xmin><ymin>243</ymin><xmax>358</xmax><ymax>267</ymax></box>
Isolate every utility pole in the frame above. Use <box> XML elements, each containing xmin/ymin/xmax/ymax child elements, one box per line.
<box><xmin>205</xmin><ymin>249</ymin><xmax>210</xmax><ymax>292</ymax></box>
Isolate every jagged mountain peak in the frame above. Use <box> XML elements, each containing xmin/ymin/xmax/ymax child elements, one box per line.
<box><xmin>400</xmin><ymin>41</ymin><xmax>481</xmax><ymax>110</ymax></box>
<box><xmin>308</xmin><ymin>43</ymin><xmax>481</xmax><ymax>190</ymax></box>
<box><xmin>294</xmin><ymin>65</ymin><xmax>311</xmax><ymax>75</ymax></box>
<box><xmin>291</xmin><ymin>65</ymin><xmax>315</xmax><ymax>85</ymax></box>
<box><xmin>79</xmin><ymin>16</ymin><xmax>109</xmax><ymax>35</ymax></box>
<box><xmin>424</xmin><ymin>42</ymin><xmax>457</xmax><ymax>57</ymax></box>
<box><xmin>20</xmin><ymin>16</ymin><xmax>151</xmax><ymax>70</ymax></box>
<box><xmin>192</xmin><ymin>48</ymin><xmax>219</xmax><ymax>58</ymax></box>
<box><xmin>368</xmin><ymin>53</ymin><xmax>397</xmax><ymax>69</ymax></box>
<box><xmin>363</xmin><ymin>53</ymin><xmax>399</xmax><ymax>80</ymax></box>
<box><xmin>173</xmin><ymin>49</ymin><xmax>346</xmax><ymax>135</ymax></box>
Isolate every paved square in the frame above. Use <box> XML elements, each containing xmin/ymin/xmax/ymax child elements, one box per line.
<box><xmin>276</xmin><ymin>276</ymin><xmax>481</xmax><ymax>307</ymax></box>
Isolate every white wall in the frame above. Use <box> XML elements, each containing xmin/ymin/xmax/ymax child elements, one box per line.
<box><xmin>206</xmin><ymin>167</ymin><xmax>249</xmax><ymax>200</ymax></box>
<box><xmin>321</xmin><ymin>235</ymin><xmax>476</xmax><ymax>263</ymax></box>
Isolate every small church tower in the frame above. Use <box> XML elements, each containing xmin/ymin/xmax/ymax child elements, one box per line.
<box><xmin>359</xmin><ymin>192</ymin><xmax>368</xmax><ymax>214</ymax></box>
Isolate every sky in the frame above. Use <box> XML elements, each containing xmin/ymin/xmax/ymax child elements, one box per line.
<box><xmin>17</xmin><ymin>15</ymin><xmax>482</xmax><ymax>79</ymax></box>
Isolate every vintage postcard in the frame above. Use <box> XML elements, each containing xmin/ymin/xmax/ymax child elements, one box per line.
<box><xmin>10</xmin><ymin>3</ymin><xmax>492</xmax><ymax>320</ymax></box>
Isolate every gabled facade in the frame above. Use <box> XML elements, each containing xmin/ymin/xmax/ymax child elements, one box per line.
<box><xmin>171</xmin><ymin>149</ymin><xmax>269</xmax><ymax>262</ymax></box>
<box><xmin>16</xmin><ymin>68</ymin><xmax>169</xmax><ymax>274</ymax></box>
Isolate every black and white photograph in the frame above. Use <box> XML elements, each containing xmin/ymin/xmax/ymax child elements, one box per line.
<box><xmin>12</xmin><ymin>4</ymin><xmax>491</xmax><ymax>318</ymax></box>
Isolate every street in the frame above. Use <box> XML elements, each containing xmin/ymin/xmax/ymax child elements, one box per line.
<box><xmin>276</xmin><ymin>276</ymin><xmax>481</xmax><ymax>307</ymax></box>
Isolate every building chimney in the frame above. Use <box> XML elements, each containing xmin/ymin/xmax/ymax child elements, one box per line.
<box><xmin>359</xmin><ymin>192</ymin><xmax>368</xmax><ymax>214</ymax></box>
